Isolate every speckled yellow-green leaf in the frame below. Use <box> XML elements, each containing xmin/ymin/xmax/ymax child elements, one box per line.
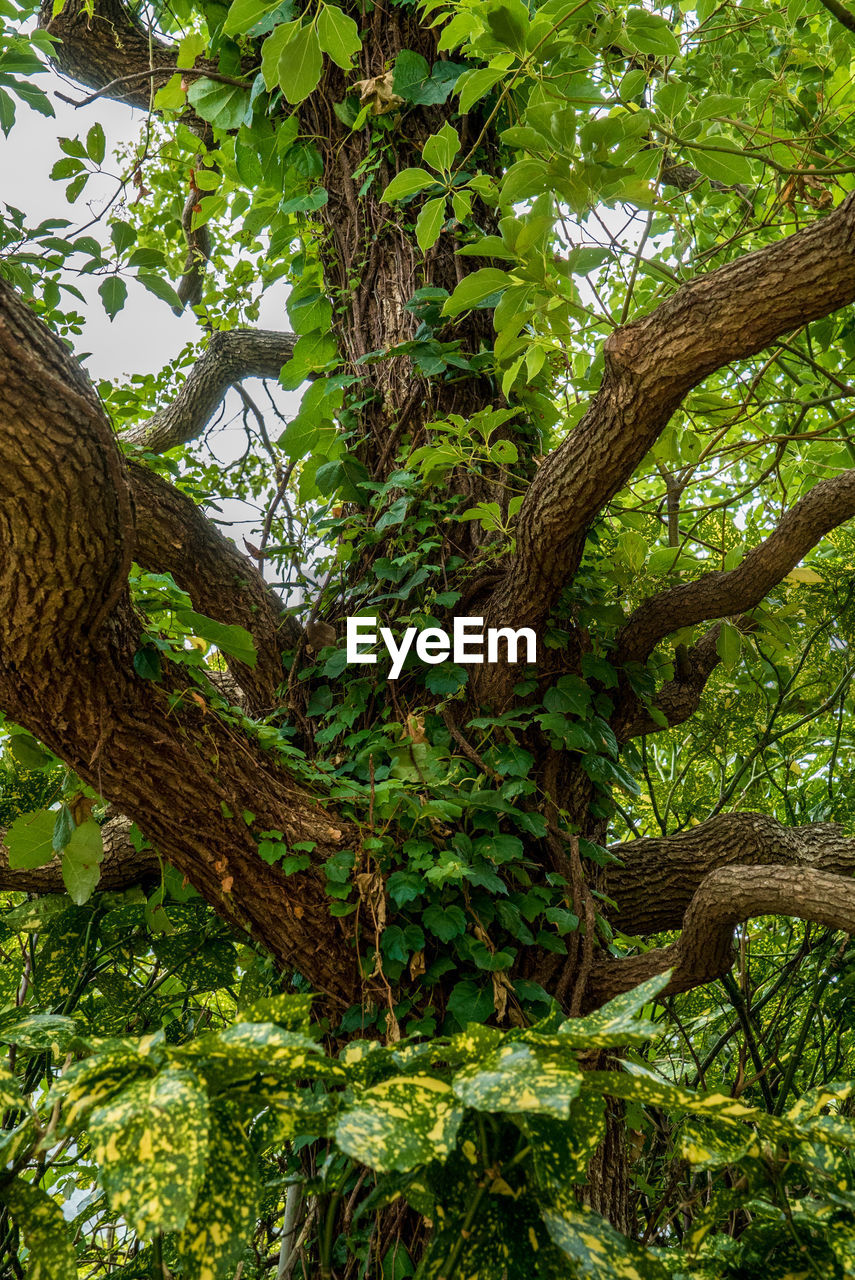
<box><xmin>238</xmin><ymin>992</ymin><xmax>313</xmax><ymax>1031</ymax></box>
<box><xmin>677</xmin><ymin>1119</ymin><xmax>762</xmax><ymax>1170</ymax></box>
<box><xmin>518</xmin><ymin>1095</ymin><xmax>606</xmax><ymax>1191</ymax></box>
<box><xmin>186</xmin><ymin>1022</ymin><xmax>345</xmax><ymax>1091</ymax></box>
<box><xmin>32</xmin><ymin>906</ymin><xmax>88</xmax><ymax>1007</ymax></box>
<box><xmin>89</xmin><ymin>1067</ymin><xmax>208</xmax><ymax>1235</ymax></box>
<box><xmin>557</xmin><ymin>971</ymin><xmax>671</xmax><ymax>1048</ymax></box>
<box><xmin>339</xmin><ymin>1037</ymin><xmax>392</xmax><ymax>1084</ymax></box>
<box><xmin>447</xmin><ymin>1023</ymin><xmax>503</xmax><ymax>1066</ymax></box>
<box><xmin>0</xmin><ymin>1062</ymin><xmax>27</xmax><ymax>1113</ymax></box>
<box><xmin>48</xmin><ymin>1048</ymin><xmax>156</xmax><ymax>1134</ymax></box>
<box><xmin>336</xmin><ymin>1075</ymin><xmax>463</xmax><ymax>1172</ymax></box>
<box><xmin>0</xmin><ymin>1011</ymin><xmax>79</xmax><ymax>1053</ymax></box>
<box><xmin>542</xmin><ymin>1204</ymin><xmax>670</xmax><ymax>1278</ymax></box>
<box><xmin>421</xmin><ymin>1191</ymin><xmax>567</xmax><ymax>1279</ymax></box>
<box><xmin>175</xmin><ymin>1112</ymin><xmax>261</xmax><ymax>1280</ymax></box>
<box><xmin>453</xmin><ymin>1042</ymin><xmax>582</xmax><ymax>1119</ymax></box>
<box><xmin>0</xmin><ymin>1180</ymin><xmax>77</xmax><ymax>1279</ymax></box>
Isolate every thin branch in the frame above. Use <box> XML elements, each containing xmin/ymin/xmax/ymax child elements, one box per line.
<box><xmin>123</xmin><ymin>329</ymin><xmax>299</xmax><ymax>453</ymax></box>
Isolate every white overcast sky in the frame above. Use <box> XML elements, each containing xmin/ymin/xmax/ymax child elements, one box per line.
<box><xmin>2</xmin><ymin>67</ymin><xmax>302</xmax><ymax>575</ymax></box>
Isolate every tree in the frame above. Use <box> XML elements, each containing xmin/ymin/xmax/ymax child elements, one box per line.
<box><xmin>6</xmin><ymin>0</ymin><xmax>855</xmax><ymax>1270</ymax></box>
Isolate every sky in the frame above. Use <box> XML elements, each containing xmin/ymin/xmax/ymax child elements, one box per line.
<box><xmin>1</xmin><ymin>66</ymin><xmax>302</xmax><ymax>581</ymax></box>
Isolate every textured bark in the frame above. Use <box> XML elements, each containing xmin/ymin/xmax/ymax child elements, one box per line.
<box><xmin>15</xmin><ymin>0</ymin><xmax>855</xmax><ymax>1240</ymax></box>
<box><xmin>616</xmin><ymin>472</ymin><xmax>855</xmax><ymax>665</ymax></box>
<box><xmin>605</xmin><ymin>811</ymin><xmax>855</xmax><ymax>936</ymax></box>
<box><xmin>40</xmin><ymin>0</ymin><xmax>217</xmax><ymax>112</ymax></box>
<box><xmin>0</xmin><ymin>278</ymin><xmax>359</xmax><ymax>1005</ymax></box>
<box><xmin>131</xmin><ymin>463</ymin><xmax>298</xmax><ymax>712</ymax></box>
<box><xmin>486</xmin><ymin>191</ymin><xmax>855</xmax><ymax>642</ymax></box>
<box><xmin>299</xmin><ymin>19</ymin><xmax>503</xmax><ymax>489</ymax></box>
<box><xmin>614</xmin><ymin>622</ymin><xmax>725</xmax><ymax>740</ymax></box>
<box><xmin>124</xmin><ymin>329</ymin><xmax>299</xmax><ymax>453</ymax></box>
<box><xmin>590</xmin><ymin>865</ymin><xmax>855</xmax><ymax>1002</ymax></box>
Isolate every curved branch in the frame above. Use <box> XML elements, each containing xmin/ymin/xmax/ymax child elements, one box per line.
<box><xmin>616</xmin><ymin>471</ymin><xmax>855</xmax><ymax>666</ymax></box>
<box><xmin>614</xmin><ymin>621</ymin><xmax>725</xmax><ymax>740</ymax></box>
<box><xmin>130</xmin><ymin>464</ymin><xmax>299</xmax><ymax>712</ymax></box>
<box><xmin>0</xmin><ymin>279</ymin><xmax>358</xmax><ymax>1005</ymax></box>
<box><xmin>487</xmin><ymin>192</ymin><xmax>855</xmax><ymax>635</ymax></box>
<box><xmin>817</xmin><ymin>0</ymin><xmax>855</xmax><ymax>33</ymax></box>
<box><xmin>589</xmin><ymin>864</ymin><xmax>855</xmax><ymax>1002</ymax></box>
<box><xmin>124</xmin><ymin>329</ymin><xmax>299</xmax><ymax>453</ymax></box>
<box><xmin>605</xmin><ymin>810</ymin><xmax>855</xmax><ymax>936</ymax></box>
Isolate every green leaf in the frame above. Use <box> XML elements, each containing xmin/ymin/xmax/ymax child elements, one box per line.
<box><xmin>61</xmin><ymin>819</ymin><xmax>104</xmax><ymax>905</ymax></box>
<box><xmin>85</xmin><ymin>121</ymin><xmax>105</xmax><ymax>163</ymax></box>
<box><xmin>453</xmin><ymin>1042</ymin><xmax>582</xmax><ymax>1118</ymax></box>
<box><xmin>336</xmin><ymin>1076</ymin><xmax>463</xmax><ymax>1171</ymax></box>
<box><xmin>543</xmin><ymin>1204</ymin><xmax>669</xmax><ymax>1278</ymax></box>
<box><xmin>6</xmin><ymin>808</ymin><xmax>57</xmax><ymax>870</ymax></box>
<box><xmin>175</xmin><ymin>610</ymin><xmax>258</xmax><ymax>668</ymax></box>
<box><xmin>485</xmin><ymin>0</ymin><xmax>529</xmax><ymax>53</ymax></box>
<box><xmin>716</xmin><ymin>619</ymin><xmax>742</xmax><ymax>672</ymax></box>
<box><xmin>175</xmin><ymin>1113</ymin><xmax>262</xmax><ymax>1280</ymax></box>
<box><xmin>7</xmin><ymin>731</ymin><xmax>53</xmax><ymax>771</ymax></box>
<box><xmin>422</xmin><ymin>902</ymin><xmax>466</xmax><ymax>941</ymax></box>
<box><xmin>51</xmin><ymin>804</ymin><xmax>73</xmax><ymax>857</ymax></box>
<box><xmin>557</xmin><ymin>972</ymin><xmax>671</xmax><ymax>1048</ymax></box>
<box><xmin>90</xmin><ymin>1068</ymin><xmax>209</xmax><ymax>1235</ymax></box>
<box><xmin>110</xmin><ymin>219</ymin><xmax>136</xmax><ymax>255</ymax></box>
<box><xmin>393</xmin><ymin>50</ymin><xmax>465</xmax><ymax>105</ymax></box>
<box><xmin>456</xmin><ymin>66</ymin><xmax>505</xmax><ymax>114</ymax></box>
<box><xmin>689</xmin><ymin>140</ymin><xmax>753</xmax><ymax>186</ymax></box>
<box><xmin>318</xmin><ymin>4</ymin><xmax>361</xmax><ymax>69</ymax></box>
<box><xmin>0</xmin><ymin>87</ymin><xmax>15</xmax><ymax>137</ymax></box>
<box><xmin>98</xmin><ymin>276</ymin><xmax>127</xmax><ymax>321</ymax></box>
<box><xmin>224</xmin><ymin>0</ymin><xmax>282</xmax><ymax>36</ymax></box>
<box><xmin>138</xmin><ymin>272</ymin><xmax>184</xmax><ymax>311</ymax></box>
<box><xmin>133</xmin><ymin>645</ymin><xmax>162</xmax><ymax>681</ymax></box>
<box><xmin>261</xmin><ymin>21</ymin><xmax>300</xmax><ymax>91</ymax></box>
<box><xmin>425</xmin><ymin>663</ymin><xmax>468</xmax><ymax>694</ymax></box>
<box><xmin>623</xmin><ymin>8</ymin><xmax>680</xmax><ymax>56</ymax></box>
<box><xmin>187</xmin><ymin>78</ymin><xmax>250</xmax><ymax>130</ymax></box>
<box><xmin>381</xmin><ymin>167</ymin><xmax>439</xmax><ymax>202</ymax></box>
<box><xmin>442</xmin><ymin>268</ymin><xmax>515</xmax><ymax>316</ymax></box>
<box><xmin>277</xmin><ymin>21</ymin><xmax>323</xmax><ymax>104</ymax></box>
<box><xmin>416</xmin><ymin>196</ymin><xmax>446</xmax><ymax>252</ymax></box>
<box><xmin>422</xmin><ymin>121</ymin><xmax>460</xmax><ymax>173</ymax></box>
<box><xmin>0</xmin><ymin>1181</ymin><xmax>77</xmax><ymax>1279</ymax></box>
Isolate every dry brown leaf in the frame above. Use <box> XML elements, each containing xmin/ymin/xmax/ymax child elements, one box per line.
<box><xmin>353</xmin><ymin>71</ymin><xmax>403</xmax><ymax>115</ymax></box>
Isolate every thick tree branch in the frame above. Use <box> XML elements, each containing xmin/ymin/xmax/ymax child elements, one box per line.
<box><xmin>0</xmin><ymin>279</ymin><xmax>358</xmax><ymax>1004</ymax></box>
<box><xmin>605</xmin><ymin>810</ymin><xmax>855</xmax><ymax>936</ymax></box>
<box><xmin>124</xmin><ymin>329</ymin><xmax>299</xmax><ymax>453</ymax></box>
<box><xmin>39</xmin><ymin>0</ymin><xmax>217</xmax><ymax>112</ymax></box>
<box><xmin>616</xmin><ymin>471</ymin><xmax>855</xmax><ymax>666</ymax></box>
<box><xmin>487</xmin><ymin>192</ymin><xmax>855</xmax><ymax>636</ymax></box>
<box><xmin>130</xmin><ymin>464</ymin><xmax>298</xmax><ymax>712</ymax></box>
<box><xmin>0</xmin><ymin>816</ymin><xmax>159</xmax><ymax>895</ymax></box>
<box><xmin>589</xmin><ymin>865</ymin><xmax>855</xmax><ymax>1002</ymax></box>
<box><xmin>614</xmin><ymin>621</ymin><xmax>725</xmax><ymax>740</ymax></box>
<box><xmin>817</xmin><ymin>0</ymin><xmax>855</xmax><ymax>34</ymax></box>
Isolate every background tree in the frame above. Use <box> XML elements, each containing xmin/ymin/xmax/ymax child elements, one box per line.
<box><xmin>6</xmin><ymin>0</ymin><xmax>855</xmax><ymax>1271</ymax></box>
